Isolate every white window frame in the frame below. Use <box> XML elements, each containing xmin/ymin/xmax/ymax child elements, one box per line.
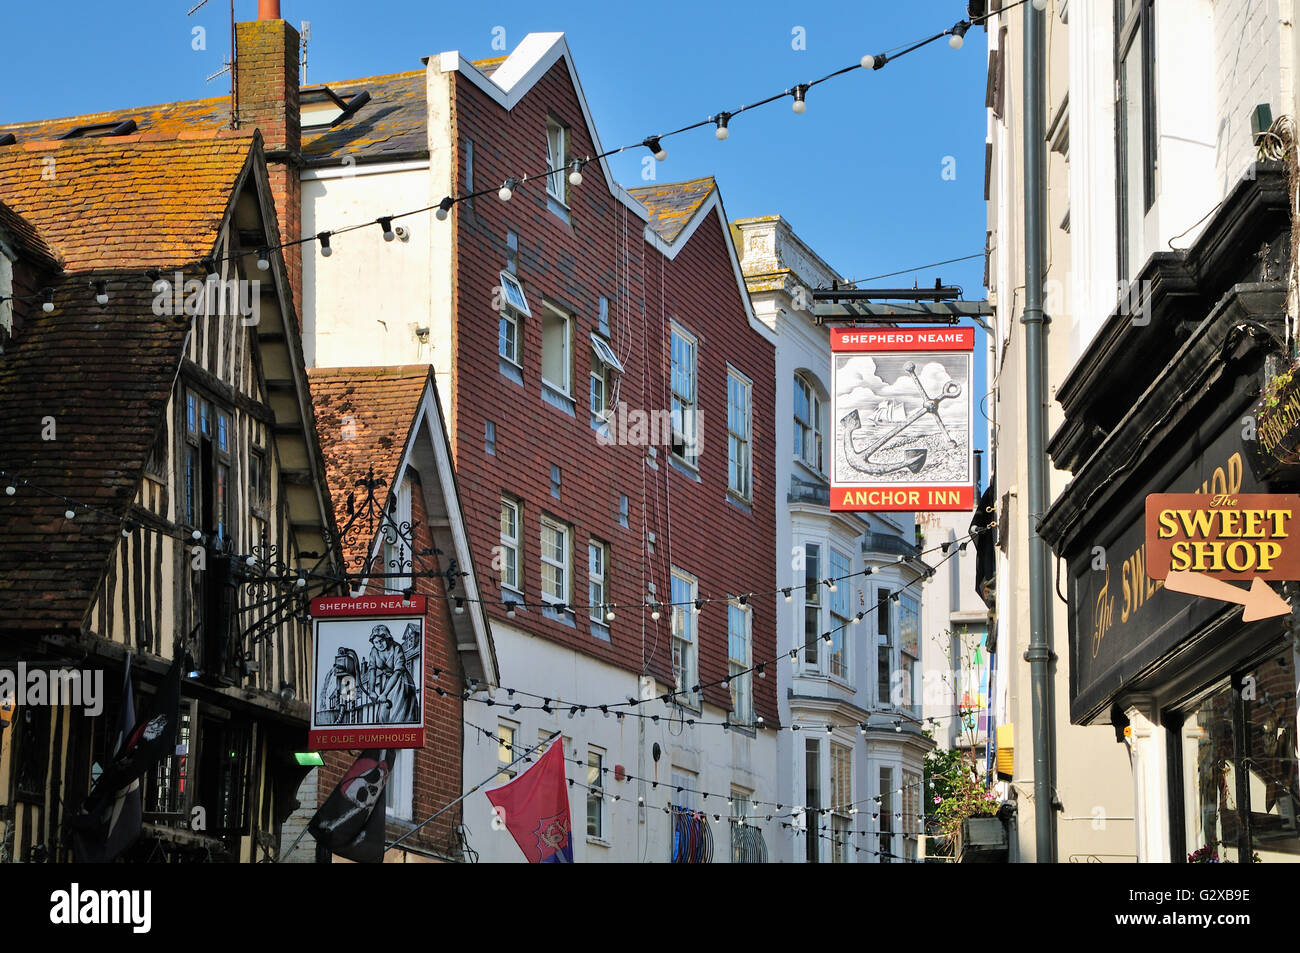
<box><xmin>546</xmin><ymin>118</ymin><xmax>569</xmax><ymax>206</ymax></box>
<box><xmin>590</xmin><ymin>350</ymin><xmax>612</xmax><ymax>423</ymax></box>
<box><xmin>386</xmin><ymin>748</ymin><xmax>415</xmax><ymax>822</ymax></box>
<box><xmin>496</xmin><ymin>720</ymin><xmax>520</xmax><ymax>784</ymax></box>
<box><xmin>586</xmin><ymin>747</ymin><xmax>605</xmax><ymax>840</ymax></box>
<box><xmin>540</xmin><ymin>515</ymin><xmax>571</xmax><ymax>606</ymax></box>
<box><xmin>500</xmin><ymin>498</ymin><xmax>521</xmax><ymax>593</ymax></box>
<box><xmin>830</xmin><ymin>743</ymin><xmax>852</xmax><ymax>863</ymax></box>
<box><xmin>802</xmin><ymin>542</ymin><xmax>822</xmax><ymax>671</ymax></box>
<box><xmin>728</xmin><ymin>600</ymin><xmax>752</xmax><ymax>724</ymax></box>
<box><xmin>794</xmin><ymin>372</ymin><xmax>825</xmax><ymax>473</ymax></box>
<box><xmin>588</xmin><ymin>540</ymin><xmax>609</xmax><ymax>624</ymax></box>
<box><xmin>499</xmin><ymin>309</ymin><xmax>521</xmax><ymax>367</ymax></box>
<box><xmin>727</xmin><ymin>365</ymin><xmax>752</xmax><ymax>501</ymax></box>
<box><xmin>498</xmin><ymin>269</ymin><xmax>530</xmax><ymax>317</ymax></box>
<box><xmin>827</xmin><ymin>548</ymin><xmax>853</xmax><ymax>682</ymax></box>
<box><xmin>383</xmin><ymin>477</ymin><xmax>413</xmax><ymax>592</ymax></box>
<box><xmin>899</xmin><ymin>593</ymin><xmax>921</xmax><ymax>713</ymax></box>
<box><xmin>670</xmin><ymin>568</ymin><xmax>699</xmax><ymax>708</ymax></box>
<box><xmin>878</xmin><ymin>589</ymin><xmax>895</xmax><ymax>707</ymax></box>
<box><xmin>670</xmin><ymin>322</ymin><xmax>699</xmax><ymax>468</ymax></box>
<box><xmin>541</xmin><ymin>301</ymin><xmax>573</xmax><ymax>397</ymax></box>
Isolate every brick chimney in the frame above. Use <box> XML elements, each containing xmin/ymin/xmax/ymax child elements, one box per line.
<box><xmin>235</xmin><ymin>5</ymin><xmax>302</xmax><ymax>316</ymax></box>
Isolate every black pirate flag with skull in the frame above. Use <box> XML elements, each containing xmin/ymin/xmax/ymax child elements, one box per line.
<box><xmin>308</xmin><ymin>749</ymin><xmax>394</xmax><ymax>863</ymax></box>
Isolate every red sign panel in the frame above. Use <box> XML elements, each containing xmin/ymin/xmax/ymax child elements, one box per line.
<box><xmin>830</xmin><ymin>327</ymin><xmax>975</xmax><ymax>512</ymax></box>
<box><xmin>310</xmin><ymin>595</ymin><xmax>427</xmax><ymax>750</ymax></box>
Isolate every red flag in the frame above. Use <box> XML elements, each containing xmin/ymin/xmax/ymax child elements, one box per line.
<box><xmin>485</xmin><ymin>736</ymin><xmax>574</xmax><ymax>862</ymax></box>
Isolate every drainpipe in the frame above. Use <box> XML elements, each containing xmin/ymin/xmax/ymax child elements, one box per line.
<box><xmin>1021</xmin><ymin>0</ymin><xmax>1057</xmax><ymax>862</ymax></box>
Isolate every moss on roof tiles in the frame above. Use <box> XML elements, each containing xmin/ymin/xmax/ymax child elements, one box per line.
<box><xmin>627</xmin><ymin>177</ymin><xmax>716</xmax><ymax>243</ymax></box>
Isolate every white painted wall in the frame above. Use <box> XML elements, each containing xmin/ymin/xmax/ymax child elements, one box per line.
<box><xmin>737</xmin><ymin>217</ymin><xmax>931</xmax><ymax>863</ymax></box>
<box><xmin>464</xmin><ymin>622</ymin><xmax>778</xmax><ymax>862</ymax></box>
<box><xmin>301</xmin><ymin>162</ymin><xmax>434</xmax><ymax>370</ymax></box>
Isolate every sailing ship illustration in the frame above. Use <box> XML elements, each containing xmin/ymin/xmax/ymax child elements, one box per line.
<box><xmin>841</xmin><ymin>362</ymin><xmax>962</xmax><ymax>475</ymax></box>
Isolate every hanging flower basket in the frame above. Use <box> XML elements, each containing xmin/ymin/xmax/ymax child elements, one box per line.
<box><xmin>954</xmin><ymin>816</ymin><xmax>1007</xmax><ymax>862</ymax></box>
<box><xmin>1247</xmin><ymin>362</ymin><xmax>1300</xmax><ymax>482</ymax></box>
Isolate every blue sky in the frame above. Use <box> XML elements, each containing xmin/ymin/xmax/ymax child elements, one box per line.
<box><xmin>2</xmin><ymin>0</ymin><xmax>991</xmax><ymax>457</ymax></box>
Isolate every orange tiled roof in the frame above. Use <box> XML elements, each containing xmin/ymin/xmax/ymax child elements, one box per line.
<box><xmin>0</xmin><ymin>136</ymin><xmax>257</xmax><ymax>631</ymax></box>
<box><xmin>0</xmin><ymin>274</ymin><xmax>194</xmax><ymax>630</ymax></box>
<box><xmin>0</xmin><ymin>200</ymin><xmax>60</xmax><ymax>272</ymax></box>
<box><xmin>0</xmin><ymin>134</ymin><xmax>254</xmax><ymax>273</ymax></box>
<box><xmin>0</xmin><ymin>71</ymin><xmax>429</xmax><ymax>168</ymax></box>
<box><xmin>628</xmin><ymin>177</ymin><xmax>716</xmax><ymax>244</ymax></box>
<box><xmin>0</xmin><ymin>96</ymin><xmax>230</xmax><ymax>146</ymax></box>
<box><xmin>308</xmin><ymin>366</ymin><xmax>431</xmax><ymax>570</ymax></box>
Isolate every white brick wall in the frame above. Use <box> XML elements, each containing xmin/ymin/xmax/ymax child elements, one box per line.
<box><xmin>1214</xmin><ymin>0</ymin><xmax>1284</xmax><ymax>192</ymax></box>
<box><xmin>279</xmin><ymin>770</ymin><xmax>319</xmax><ymax>863</ymax></box>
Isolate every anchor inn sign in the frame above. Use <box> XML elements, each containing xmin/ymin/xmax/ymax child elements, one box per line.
<box><xmin>830</xmin><ymin>327</ymin><xmax>975</xmax><ymax>512</ymax></box>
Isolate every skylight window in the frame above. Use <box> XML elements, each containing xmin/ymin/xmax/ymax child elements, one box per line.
<box><xmin>59</xmin><ymin>120</ymin><xmax>137</xmax><ymax>140</ymax></box>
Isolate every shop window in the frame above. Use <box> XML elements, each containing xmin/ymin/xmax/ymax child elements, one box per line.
<box><xmin>1179</xmin><ymin>649</ymin><xmax>1299</xmax><ymax>862</ymax></box>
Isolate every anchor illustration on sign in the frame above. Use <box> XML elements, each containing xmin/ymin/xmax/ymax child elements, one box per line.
<box><xmin>841</xmin><ymin>362</ymin><xmax>962</xmax><ymax>475</ymax></box>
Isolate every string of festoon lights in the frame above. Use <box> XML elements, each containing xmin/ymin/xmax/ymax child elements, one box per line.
<box><xmin>465</xmin><ymin>719</ymin><xmax>944</xmax><ymax>836</ymax></box>
<box><xmin>2</xmin><ymin>463</ymin><xmax>996</xmax><ymax>745</ymax></box>
<box><xmin>0</xmin><ymin>0</ymin><xmax>1042</xmax><ymax>312</ymax></box>
<box><xmin>1</xmin><ymin>461</ymin><xmax>994</xmax><ymax>615</ymax></box>
<box><xmin>467</xmin><ymin>719</ymin><xmax>937</xmax><ymax>861</ymax></box>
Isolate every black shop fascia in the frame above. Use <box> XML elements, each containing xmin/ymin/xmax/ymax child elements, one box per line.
<box><xmin>1040</xmin><ymin>162</ymin><xmax>1300</xmax><ymax>862</ymax></box>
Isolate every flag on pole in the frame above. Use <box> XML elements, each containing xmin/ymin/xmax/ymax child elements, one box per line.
<box><xmin>70</xmin><ymin>653</ymin><xmax>182</xmax><ymax>861</ymax></box>
<box><xmin>308</xmin><ymin>749</ymin><xmax>394</xmax><ymax>863</ymax></box>
<box><xmin>485</xmin><ymin>736</ymin><xmax>573</xmax><ymax>863</ymax></box>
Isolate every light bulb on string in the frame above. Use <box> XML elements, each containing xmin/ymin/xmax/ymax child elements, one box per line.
<box><xmin>92</xmin><ymin>281</ymin><xmax>109</xmax><ymax>305</ymax></box>
<box><xmin>256</xmin><ymin>247</ymin><xmax>270</xmax><ymax>271</ymax></box>
<box><xmin>643</xmin><ymin>136</ymin><xmax>667</xmax><ymax>161</ymax></box>
<box><xmin>605</xmin><ymin>605</ymin><xmax>616</xmax><ymax>622</ymax></box>
<box><xmin>714</xmin><ymin>113</ymin><xmax>731</xmax><ymax>140</ymax></box>
<box><xmin>378</xmin><ymin>217</ymin><xmax>396</xmax><ymax>241</ymax></box>
<box><xmin>4</xmin><ymin>485</ymin><xmax>14</xmax><ymax>496</ymax></box>
<box><xmin>782</xmin><ymin>587</ymin><xmax>792</xmax><ymax>602</ymax></box>
<box><xmin>64</xmin><ymin>508</ymin><xmax>75</xmax><ymax>520</ymax></box>
<box><xmin>568</xmin><ymin>159</ymin><xmax>584</xmax><ymax>187</ymax></box>
<box><xmin>949</xmin><ymin>21</ymin><xmax>970</xmax><ymax>50</ymax></box>
<box><xmin>435</xmin><ymin>197</ymin><xmax>454</xmax><ymax>221</ymax></box>
<box><xmin>1033</xmin><ymin>0</ymin><xmax>1047</xmax><ymax>9</ymax></box>
<box><xmin>499</xmin><ymin>178</ymin><xmax>519</xmax><ymax>202</ymax></box>
<box><xmin>317</xmin><ymin>232</ymin><xmax>333</xmax><ymax>257</ymax></box>
<box><xmin>42</xmin><ymin>288</ymin><xmax>55</xmax><ymax>313</ymax></box>
<box><xmin>791</xmin><ymin>84</ymin><xmax>808</xmax><ymax>114</ymax></box>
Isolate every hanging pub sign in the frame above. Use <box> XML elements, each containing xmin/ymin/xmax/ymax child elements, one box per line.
<box><xmin>830</xmin><ymin>326</ymin><xmax>975</xmax><ymax>511</ymax></box>
<box><xmin>310</xmin><ymin>595</ymin><xmax>426</xmax><ymax>750</ymax></box>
